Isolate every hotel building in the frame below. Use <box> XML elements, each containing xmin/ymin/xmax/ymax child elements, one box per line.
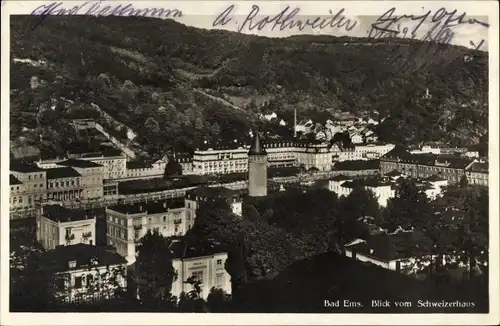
<box><xmin>105</xmin><ymin>200</ymin><xmax>187</xmax><ymax>264</ymax></box>
<box><xmin>36</xmin><ymin>204</ymin><xmax>96</xmax><ymax>250</ymax></box>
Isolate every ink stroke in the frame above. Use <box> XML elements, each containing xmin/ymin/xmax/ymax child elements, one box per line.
<box><xmin>30</xmin><ymin>1</ymin><xmax>183</xmax><ymax>30</ymax></box>
<box><xmin>213</xmin><ymin>4</ymin><xmax>357</xmax><ymax>33</ymax></box>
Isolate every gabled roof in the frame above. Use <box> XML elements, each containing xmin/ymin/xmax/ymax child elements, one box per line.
<box><xmin>345</xmin><ymin>231</ymin><xmax>432</xmax><ymax>262</ymax></box>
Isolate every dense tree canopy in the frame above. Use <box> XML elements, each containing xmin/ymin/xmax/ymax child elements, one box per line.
<box><xmin>10</xmin><ymin>16</ymin><xmax>487</xmax><ymax>158</ymax></box>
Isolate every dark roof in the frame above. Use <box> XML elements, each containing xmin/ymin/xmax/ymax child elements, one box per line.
<box><xmin>424</xmin><ymin>175</ymin><xmax>446</xmax><ymax>182</ymax></box>
<box><xmin>345</xmin><ymin>231</ymin><xmax>432</xmax><ymax>262</ymax></box>
<box><xmin>385</xmin><ymin>170</ymin><xmax>402</xmax><ymax>177</ymax></box>
<box><xmin>169</xmin><ymin>239</ymin><xmax>227</xmax><ymax>260</ymax></box>
<box><xmin>58</xmin><ymin>159</ymin><xmax>102</xmax><ymax>168</ymax></box>
<box><xmin>469</xmin><ymin>162</ymin><xmax>488</xmax><ymax>173</ymax></box>
<box><xmin>248</xmin><ymin>132</ymin><xmax>267</xmax><ymax>155</ymax></box>
<box><xmin>10</xmin><ymin>174</ymin><xmax>22</xmax><ymax>185</ymax></box>
<box><xmin>185</xmin><ymin>186</ymin><xmax>238</xmax><ymax>199</ymax></box>
<box><xmin>42</xmin><ymin>244</ymin><xmax>127</xmax><ymax>273</ymax></box>
<box><xmin>330</xmin><ymin>174</ymin><xmax>355</xmax><ymax>182</ymax></box>
<box><xmin>10</xmin><ymin>162</ymin><xmax>45</xmax><ymax>173</ymax></box>
<box><xmin>107</xmin><ymin>199</ymin><xmax>185</xmax><ymax>215</ymax></box>
<box><xmin>126</xmin><ymin>160</ymin><xmax>153</xmax><ymax>169</ymax></box>
<box><xmin>333</xmin><ymin>159</ymin><xmax>380</xmax><ymax>170</ymax></box>
<box><xmin>342</xmin><ymin>177</ymin><xmax>391</xmax><ymax>189</ymax></box>
<box><xmin>45</xmin><ymin>167</ymin><xmax>81</xmax><ymax>179</ymax></box>
<box><xmin>42</xmin><ymin>205</ymin><xmax>95</xmax><ymax>222</ymax></box>
<box><xmin>435</xmin><ymin>156</ymin><xmax>474</xmax><ymax>169</ymax></box>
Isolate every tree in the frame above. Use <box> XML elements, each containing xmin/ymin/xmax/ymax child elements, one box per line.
<box><xmin>134</xmin><ymin>230</ymin><xmax>178</xmax><ymax>306</ymax></box>
<box><xmin>163</xmin><ymin>157</ymin><xmax>183</xmax><ymax>178</ymax></box>
<box><xmin>206</xmin><ymin>287</ymin><xmax>232</xmax><ymax>312</ymax></box>
<box><xmin>382</xmin><ymin>179</ymin><xmax>433</xmax><ymax>232</ymax></box>
<box><xmin>177</xmin><ymin>277</ymin><xmax>207</xmax><ymax>312</ymax></box>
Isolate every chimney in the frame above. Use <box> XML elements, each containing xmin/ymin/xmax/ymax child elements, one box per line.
<box><xmin>294</xmin><ymin>108</ymin><xmax>297</xmax><ymax>138</ymax></box>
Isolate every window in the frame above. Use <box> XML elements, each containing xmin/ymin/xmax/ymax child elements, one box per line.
<box><xmin>217</xmin><ymin>259</ymin><xmax>223</xmax><ymax>265</ymax></box>
<box><xmin>191</xmin><ymin>271</ymin><xmax>203</xmax><ymax>282</ymax></box>
<box><xmin>74</xmin><ymin>276</ymin><xmax>83</xmax><ymax>288</ymax></box>
<box><xmin>87</xmin><ymin>274</ymin><xmax>94</xmax><ymax>286</ymax></box>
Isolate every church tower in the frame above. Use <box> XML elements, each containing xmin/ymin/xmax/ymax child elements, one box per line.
<box><xmin>248</xmin><ymin>132</ymin><xmax>267</xmax><ymax>197</ymax></box>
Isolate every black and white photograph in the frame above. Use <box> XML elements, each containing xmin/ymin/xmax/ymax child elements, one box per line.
<box><xmin>2</xmin><ymin>0</ymin><xmax>498</xmax><ymax>324</ymax></box>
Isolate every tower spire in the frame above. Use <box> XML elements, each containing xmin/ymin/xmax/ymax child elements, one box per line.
<box><xmin>248</xmin><ymin>131</ymin><xmax>266</xmax><ymax>155</ymax></box>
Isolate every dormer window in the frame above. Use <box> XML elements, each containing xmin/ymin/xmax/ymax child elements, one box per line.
<box><xmin>68</xmin><ymin>260</ymin><xmax>77</xmax><ymax>269</ymax></box>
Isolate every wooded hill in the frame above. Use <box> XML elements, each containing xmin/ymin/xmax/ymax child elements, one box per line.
<box><xmin>10</xmin><ymin>16</ymin><xmax>488</xmax><ymax>157</ymax></box>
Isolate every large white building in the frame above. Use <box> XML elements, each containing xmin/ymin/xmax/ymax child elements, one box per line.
<box><xmin>70</xmin><ymin>151</ymin><xmax>127</xmax><ymax>180</ymax></box>
<box><xmin>328</xmin><ymin>177</ymin><xmax>395</xmax><ymax>207</ymax></box>
<box><xmin>36</xmin><ymin>204</ymin><xmax>97</xmax><ymax>250</ymax></box>
<box><xmin>332</xmin><ymin>143</ymin><xmax>395</xmax><ymax>162</ymax></box>
<box><xmin>192</xmin><ymin>145</ymin><xmax>248</xmax><ymax>175</ymax></box>
<box><xmin>169</xmin><ymin>239</ymin><xmax>232</xmax><ymax>299</ymax></box>
<box><xmin>105</xmin><ymin>200</ymin><xmax>187</xmax><ymax>264</ymax></box>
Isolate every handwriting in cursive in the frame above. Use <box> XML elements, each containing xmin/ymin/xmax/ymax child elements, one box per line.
<box><xmin>213</xmin><ymin>5</ymin><xmax>357</xmax><ymax>34</ymax></box>
<box><xmin>30</xmin><ymin>1</ymin><xmax>183</xmax><ymax>30</ymax></box>
<box><xmin>367</xmin><ymin>7</ymin><xmax>489</xmax><ymax>75</ymax></box>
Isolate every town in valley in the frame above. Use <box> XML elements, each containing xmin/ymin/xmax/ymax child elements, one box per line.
<box><xmin>8</xmin><ymin>15</ymin><xmax>489</xmax><ymax>313</ymax></box>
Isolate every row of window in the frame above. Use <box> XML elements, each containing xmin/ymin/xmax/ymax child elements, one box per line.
<box><xmin>49</xmin><ymin>179</ymin><xmax>81</xmax><ymax>188</ymax></box>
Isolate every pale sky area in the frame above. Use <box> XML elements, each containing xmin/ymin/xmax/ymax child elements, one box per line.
<box><xmin>177</xmin><ymin>13</ymin><xmax>489</xmax><ymax>51</ymax></box>
<box><xmin>6</xmin><ymin>1</ymin><xmax>492</xmax><ymax>51</ymax></box>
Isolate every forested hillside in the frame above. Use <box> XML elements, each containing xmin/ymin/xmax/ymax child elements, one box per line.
<box><xmin>10</xmin><ymin>16</ymin><xmax>488</xmax><ymax>158</ymax></box>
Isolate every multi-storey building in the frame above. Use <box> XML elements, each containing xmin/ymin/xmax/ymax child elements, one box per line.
<box><xmin>36</xmin><ymin>204</ymin><xmax>96</xmax><ymax>250</ymax></box>
<box><xmin>10</xmin><ymin>162</ymin><xmax>47</xmax><ymax>215</ymax></box>
<box><xmin>466</xmin><ymin>162</ymin><xmax>488</xmax><ymax>186</ymax></box>
<box><xmin>380</xmin><ymin>148</ymin><xmax>475</xmax><ymax>184</ymax></box>
<box><xmin>170</xmin><ymin>239</ymin><xmax>231</xmax><ymax>299</ymax></box>
<box><xmin>42</xmin><ymin>244</ymin><xmax>127</xmax><ymax>303</ymax></box>
<box><xmin>264</xmin><ymin>140</ymin><xmax>297</xmax><ymax>167</ymax></box>
<box><xmin>70</xmin><ymin>151</ymin><xmax>127</xmax><ymax>180</ymax></box>
<box><xmin>192</xmin><ymin>144</ymin><xmax>248</xmax><ymax>175</ymax></box>
<box><xmin>45</xmin><ymin>167</ymin><xmax>84</xmax><ymax>202</ymax></box>
<box><xmin>57</xmin><ymin>159</ymin><xmax>104</xmax><ymax>200</ymax></box>
<box><xmin>329</xmin><ymin>177</ymin><xmax>395</xmax><ymax>207</ymax></box>
<box><xmin>125</xmin><ymin>160</ymin><xmax>163</xmax><ymax>179</ymax></box>
<box><xmin>295</xmin><ymin>140</ymin><xmax>332</xmax><ymax>171</ymax></box>
<box><xmin>105</xmin><ymin>200</ymin><xmax>187</xmax><ymax>264</ymax></box>
<box><xmin>332</xmin><ymin>143</ymin><xmax>395</xmax><ymax>162</ymax></box>
<box><xmin>171</xmin><ymin>153</ymin><xmax>194</xmax><ymax>175</ymax></box>
<box><xmin>185</xmin><ymin>186</ymin><xmax>243</xmax><ymax>228</ymax></box>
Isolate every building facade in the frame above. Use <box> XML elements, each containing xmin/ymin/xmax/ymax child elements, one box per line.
<box><xmin>105</xmin><ymin>200</ymin><xmax>187</xmax><ymax>264</ymax></box>
<box><xmin>380</xmin><ymin>148</ymin><xmax>475</xmax><ymax>184</ymax></box>
<box><xmin>192</xmin><ymin>146</ymin><xmax>248</xmax><ymax>175</ymax></box>
<box><xmin>45</xmin><ymin>167</ymin><xmax>84</xmax><ymax>202</ymax></box>
<box><xmin>466</xmin><ymin>162</ymin><xmax>488</xmax><ymax>186</ymax></box>
<box><xmin>57</xmin><ymin>159</ymin><xmax>104</xmax><ymax>200</ymax></box>
<box><xmin>36</xmin><ymin>205</ymin><xmax>96</xmax><ymax>250</ymax></box>
<box><xmin>10</xmin><ymin>163</ymin><xmax>47</xmax><ymax>216</ymax></box>
<box><xmin>43</xmin><ymin>244</ymin><xmax>127</xmax><ymax>303</ymax></box>
<box><xmin>170</xmin><ymin>240</ymin><xmax>232</xmax><ymax>299</ymax></box>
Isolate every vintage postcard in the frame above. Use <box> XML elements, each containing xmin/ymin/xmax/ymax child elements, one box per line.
<box><xmin>1</xmin><ymin>0</ymin><xmax>499</xmax><ymax>325</ymax></box>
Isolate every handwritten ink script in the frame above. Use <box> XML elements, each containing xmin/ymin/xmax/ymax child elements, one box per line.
<box><xmin>213</xmin><ymin>4</ymin><xmax>357</xmax><ymax>33</ymax></box>
<box><xmin>367</xmin><ymin>7</ymin><xmax>489</xmax><ymax>74</ymax></box>
<box><xmin>30</xmin><ymin>1</ymin><xmax>183</xmax><ymax>29</ymax></box>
